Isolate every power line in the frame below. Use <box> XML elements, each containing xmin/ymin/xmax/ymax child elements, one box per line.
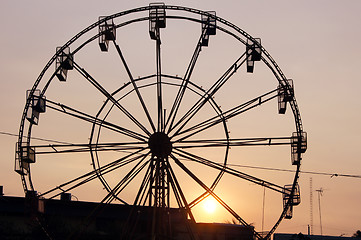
<box><xmin>2</xmin><ymin>131</ymin><xmax>361</xmax><ymax>179</ymax></box>
<box><xmin>225</xmin><ymin>163</ymin><xmax>361</xmax><ymax>179</ymax></box>
<box><xmin>0</xmin><ymin>131</ymin><xmax>69</xmax><ymax>144</ymax></box>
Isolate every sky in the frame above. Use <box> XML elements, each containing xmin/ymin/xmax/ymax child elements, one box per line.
<box><xmin>1</xmin><ymin>0</ymin><xmax>361</xmax><ymax>238</ymax></box>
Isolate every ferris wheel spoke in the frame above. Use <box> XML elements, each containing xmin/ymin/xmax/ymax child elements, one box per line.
<box><xmin>165</xmin><ymin>159</ymin><xmax>200</xmax><ymax>239</ymax></box>
<box><xmin>44</xmin><ymin>150</ymin><xmax>147</xmax><ymax>200</ymax></box>
<box><xmin>168</xmin><ymin>53</ymin><xmax>247</xmax><ymax>137</ymax></box>
<box><xmin>103</xmin><ymin>154</ymin><xmax>151</xmax><ymax>204</ymax></box>
<box><xmin>29</xmin><ymin>142</ymin><xmax>146</xmax><ymax>155</ymax></box>
<box><xmin>112</xmin><ymin>40</ymin><xmax>156</xmax><ymax>132</ymax></box>
<box><xmin>38</xmin><ymin>148</ymin><xmax>147</xmax><ymax>199</ymax></box>
<box><xmin>165</xmin><ymin>28</ymin><xmax>208</xmax><ymax>133</ymax></box>
<box><xmin>172</xmin><ymin>148</ymin><xmax>285</xmax><ymax>194</ymax></box>
<box><xmin>173</xmin><ymin>136</ymin><xmax>292</xmax><ymax>149</ymax></box>
<box><xmin>72</xmin><ymin>62</ymin><xmax>152</xmax><ymax>136</ymax></box>
<box><xmin>92</xmin><ymin>151</ymin><xmax>150</xmax><ymax>205</ymax></box>
<box><xmin>165</xmin><ymin>159</ymin><xmax>198</xmax><ymax>222</ymax></box>
<box><xmin>174</xmin><ymin>88</ymin><xmax>279</xmax><ymax>142</ymax></box>
<box><xmin>68</xmin><ymin>154</ymin><xmax>151</xmax><ymax>238</ymax></box>
<box><xmin>165</xmin><ymin>163</ymin><xmax>185</xmax><ymax>208</ymax></box>
<box><xmin>170</xmin><ymin>152</ymin><xmax>221</xmax><ymax>208</ymax></box>
<box><xmin>46</xmin><ymin>97</ymin><xmax>148</xmax><ymax>142</ymax></box>
<box><xmin>171</xmin><ymin>147</ymin><xmax>224</xmax><ymax>209</ymax></box>
<box><xmin>133</xmin><ymin>157</ymin><xmax>155</xmax><ymax>206</ymax></box>
<box><xmin>170</xmin><ymin>153</ymin><xmax>253</xmax><ymax>229</ymax></box>
<box><xmin>155</xmin><ymin>32</ymin><xmax>164</xmax><ymax>132</ymax></box>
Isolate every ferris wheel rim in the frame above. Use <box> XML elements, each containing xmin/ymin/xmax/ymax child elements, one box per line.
<box><xmin>16</xmin><ymin>4</ymin><xmax>305</xmax><ymax>239</ymax></box>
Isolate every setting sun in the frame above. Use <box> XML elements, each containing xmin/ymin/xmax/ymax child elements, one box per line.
<box><xmin>203</xmin><ymin>197</ymin><xmax>217</xmax><ymax>214</ymax></box>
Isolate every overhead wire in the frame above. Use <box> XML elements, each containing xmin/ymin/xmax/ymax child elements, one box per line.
<box><xmin>0</xmin><ymin>131</ymin><xmax>69</xmax><ymax>145</ymax></box>
<box><xmin>224</xmin><ymin>163</ymin><xmax>361</xmax><ymax>179</ymax></box>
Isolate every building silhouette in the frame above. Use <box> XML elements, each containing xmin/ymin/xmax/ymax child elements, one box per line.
<box><xmin>0</xmin><ymin>194</ymin><xmax>254</xmax><ymax>239</ymax></box>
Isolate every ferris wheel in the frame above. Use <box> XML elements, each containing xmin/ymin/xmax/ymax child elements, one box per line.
<box><xmin>15</xmin><ymin>3</ymin><xmax>307</xmax><ymax>239</ymax></box>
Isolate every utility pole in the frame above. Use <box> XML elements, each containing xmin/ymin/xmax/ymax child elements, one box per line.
<box><xmin>309</xmin><ymin>178</ymin><xmax>313</xmax><ymax>235</ymax></box>
<box><xmin>261</xmin><ymin>186</ymin><xmax>266</xmax><ymax>238</ymax></box>
<box><xmin>316</xmin><ymin>188</ymin><xmax>324</xmax><ymax>236</ymax></box>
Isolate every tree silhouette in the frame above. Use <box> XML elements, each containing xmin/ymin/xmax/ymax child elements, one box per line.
<box><xmin>353</xmin><ymin>230</ymin><xmax>361</xmax><ymax>238</ymax></box>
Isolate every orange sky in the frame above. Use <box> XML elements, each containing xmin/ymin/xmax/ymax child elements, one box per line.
<box><xmin>0</xmin><ymin>0</ymin><xmax>360</xmax><ymax>237</ymax></box>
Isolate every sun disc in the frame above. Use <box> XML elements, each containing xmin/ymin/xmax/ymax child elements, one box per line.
<box><xmin>203</xmin><ymin>198</ymin><xmax>217</xmax><ymax>214</ymax></box>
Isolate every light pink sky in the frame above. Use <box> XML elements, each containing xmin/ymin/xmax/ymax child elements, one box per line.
<box><xmin>1</xmin><ymin>0</ymin><xmax>360</xmax><ymax>237</ymax></box>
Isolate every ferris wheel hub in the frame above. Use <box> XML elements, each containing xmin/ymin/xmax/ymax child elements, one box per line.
<box><xmin>148</xmin><ymin>132</ymin><xmax>172</xmax><ymax>158</ymax></box>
